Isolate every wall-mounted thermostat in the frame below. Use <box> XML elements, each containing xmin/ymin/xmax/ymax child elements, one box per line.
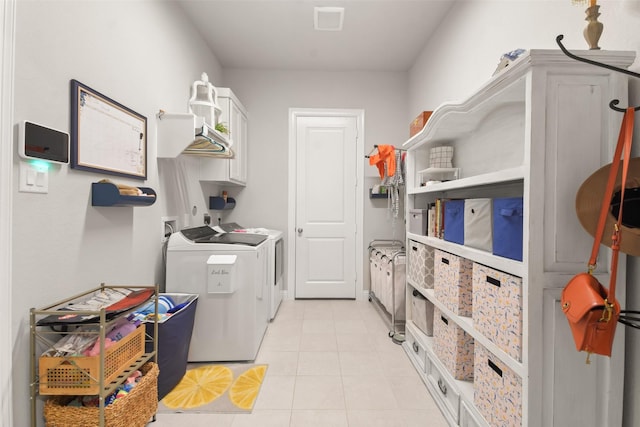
<box><xmin>19</xmin><ymin>120</ymin><xmax>69</xmax><ymax>164</ymax></box>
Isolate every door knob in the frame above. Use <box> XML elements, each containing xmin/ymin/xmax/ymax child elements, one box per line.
<box><xmin>297</xmin><ymin>228</ymin><xmax>303</xmax><ymax>234</ymax></box>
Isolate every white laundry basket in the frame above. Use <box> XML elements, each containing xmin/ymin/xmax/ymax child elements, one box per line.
<box><xmin>382</xmin><ymin>251</ymin><xmax>406</xmax><ymax>321</ymax></box>
<box><xmin>368</xmin><ymin>240</ymin><xmax>406</xmax><ymax>343</ymax></box>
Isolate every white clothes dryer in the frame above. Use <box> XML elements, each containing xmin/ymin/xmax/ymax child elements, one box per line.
<box><xmin>264</xmin><ymin>229</ymin><xmax>284</xmax><ymax>320</ymax></box>
<box><xmin>228</xmin><ymin>227</ymin><xmax>284</xmax><ymax>320</ymax></box>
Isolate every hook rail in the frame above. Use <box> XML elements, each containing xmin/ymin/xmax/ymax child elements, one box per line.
<box><xmin>556</xmin><ymin>35</ymin><xmax>640</xmax><ymax>112</ymax></box>
<box><xmin>365</xmin><ymin>144</ymin><xmax>406</xmax><ymax>159</ymax></box>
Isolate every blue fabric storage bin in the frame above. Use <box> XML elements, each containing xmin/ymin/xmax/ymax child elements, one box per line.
<box><xmin>492</xmin><ymin>197</ymin><xmax>524</xmax><ymax>261</ymax></box>
<box><xmin>144</xmin><ymin>293</ymin><xmax>198</xmax><ymax>400</ymax></box>
<box><xmin>444</xmin><ymin>199</ymin><xmax>465</xmax><ymax>245</ymax></box>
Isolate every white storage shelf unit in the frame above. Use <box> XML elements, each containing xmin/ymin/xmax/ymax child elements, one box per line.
<box><xmin>403</xmin><ymin>49</ymin><xmax>634</xmax><ymax>427</ymax></box>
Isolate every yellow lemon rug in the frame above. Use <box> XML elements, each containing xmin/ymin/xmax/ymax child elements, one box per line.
<box><xmin>159</xmin><ymin>363</ymin><xmax>268</xmax><ymax>414</ymax></box>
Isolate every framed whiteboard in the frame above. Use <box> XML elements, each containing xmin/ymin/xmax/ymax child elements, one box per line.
<box><xmin>70</xmin><ymin>79</ymin><xmax>147</xmax><ymax>180</ymax></box>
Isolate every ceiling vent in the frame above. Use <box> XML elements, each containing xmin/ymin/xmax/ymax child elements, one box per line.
<box><xmin>314</xmin><ymin>7</ymin><xmax>344</xmax><ymax>31</ymax></box>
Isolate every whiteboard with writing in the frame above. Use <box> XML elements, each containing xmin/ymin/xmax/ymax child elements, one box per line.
<box><xmin>71</xmin><ymin>80</ymin><xmax>147</xmax><ymax>180</ymax></box>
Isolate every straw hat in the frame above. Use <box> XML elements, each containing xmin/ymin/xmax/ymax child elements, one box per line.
<box><xmin>575</xmin><ymin>158</ymin><xmax>640</xmax><ymax>256</ymax></box>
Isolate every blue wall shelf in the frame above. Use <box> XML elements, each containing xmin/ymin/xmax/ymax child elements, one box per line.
<box><xmin>369</xmin><ymin>188</ymin><xmax>389</xmax><ymax>199</ymax></box>
<box><xmin>91</xmin><ymin>182</ymin><xmax>157</xmax><ymax>207</ymax></box>
<box><xmin>209</xmin><ymin>196</ymin><xmax>236</xmax><ymax>210</ymax></box>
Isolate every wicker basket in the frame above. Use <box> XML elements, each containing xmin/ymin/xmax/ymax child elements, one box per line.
<box><xmin>44</xmin><ymin>362</ymin><xmax>158</xmax><ymax>427</ymax></box>
<box><xmin>39</xmin><ymin>325</ymin><xmax>145</xmax><ymax>395</ymax></box>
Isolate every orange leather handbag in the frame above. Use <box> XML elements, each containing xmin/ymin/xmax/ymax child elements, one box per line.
<box><xmin>562</xmin><ymin>272</ymin><xmax>620</xmax><ymax>359</ymax></box>
<box><xmin>561</xmin><ymin>107</ymin><xmax>635</xmax><ymax>362</ymax></box>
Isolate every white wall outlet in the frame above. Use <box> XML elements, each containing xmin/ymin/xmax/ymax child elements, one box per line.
<box><xmin>161</xmin><ymin>216</ymin><xmax>178</xmax><ymax>243</ymax></box>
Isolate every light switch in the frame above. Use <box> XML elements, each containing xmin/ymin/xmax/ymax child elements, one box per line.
<box><xmin>26</xmin><ymin>168</ymin><xmax>36</xmax><ymax>185</ymax></box>
<box><xmin>36</xmin><ymin>170</ymin><xmax>45</xmax><ymax>187</ymax></box>
<box><xmin>19</xmin><ymin>161</ymin><xmax>48</xmax><ymax>193</ymax></box>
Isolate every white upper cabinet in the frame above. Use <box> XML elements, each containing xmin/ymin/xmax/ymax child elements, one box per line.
<box><xmin>199</xmin><ymin>88</ymin><xmax>248</xmax><ymax>186</ymax></box>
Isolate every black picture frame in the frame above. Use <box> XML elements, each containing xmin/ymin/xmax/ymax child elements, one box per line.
<box><xmin>70</xmin><ymin>79</ymin><xmax>147</xmax><ymax>180</ymax></box>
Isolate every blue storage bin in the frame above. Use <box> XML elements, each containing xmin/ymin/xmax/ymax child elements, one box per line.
<box><xmin>444</xmin><ymin>199</ymin><xmax>465</xmax><ymax>245</ymax></box>
<box><xmin>143</xmin><ymin>293</ymin><xmax>198</xmax><ymax>400</ymax></box>
<box><xmin>492</xmin><ymin>197</ymin><xmax>524</xmax><ymax>261</ymax></box>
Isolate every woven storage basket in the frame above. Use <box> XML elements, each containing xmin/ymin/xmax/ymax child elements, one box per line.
<box><xmin>39</xmin><ymin>325</ymin><xmax>145</xmax><ymax>395</ymax></box>
<box><xmin>44</xmin><ymin>362</ymin><xmax>158</xmax><ymax>427</ymax></box>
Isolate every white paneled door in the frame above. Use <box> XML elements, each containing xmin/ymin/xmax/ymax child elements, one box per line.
<box><xmin>294</xmin><ymin>113</ymin><xmax>359</xmax><ymax>298</ymax></box>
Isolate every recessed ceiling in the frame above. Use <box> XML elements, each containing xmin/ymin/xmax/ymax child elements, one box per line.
<box><xmin>178</xmin><ymin>0</ymin><xmax>456</xmax><ymax>72</ymax></box>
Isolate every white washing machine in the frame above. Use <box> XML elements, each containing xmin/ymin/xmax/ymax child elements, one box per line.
<box><xmin>165</xmin><ymin>226</ymin><xmax>270</xmax><ymax>362</ymax></box>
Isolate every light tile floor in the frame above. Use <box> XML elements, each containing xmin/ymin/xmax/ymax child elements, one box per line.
<box><xmin>150</xmin><ymin>299</ymin><xmax>448</xmax><ymax>427</ymax></box>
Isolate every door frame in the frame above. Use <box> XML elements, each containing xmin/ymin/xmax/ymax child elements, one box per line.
<box><xmin>287</xmin><ymin>108</ymin><xmax>365</xmax><ymax>300</ymax></box>
<box><xmin>0</xmin><ymin>1</ymin><xmax>15</xmax><ymax>425</ymax></box>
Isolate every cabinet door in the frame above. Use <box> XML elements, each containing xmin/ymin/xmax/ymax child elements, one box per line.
<box><xmin>229</xmin><ymin>100</ymin><xmax>247</xmax><ymax>184</ymax></box>
<box><xmin>199</xmin><ymin>93</ymin><xmax>247</xmax><ymax>186</ymax></box>
<box><xmin>541</xmin><ymin>288</ymin><xmax>623</xmax><ymax>427</ymax></box>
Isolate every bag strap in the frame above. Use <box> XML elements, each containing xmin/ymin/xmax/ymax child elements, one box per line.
<box><xmin>588</xmin><ymin>107</ymin><xmax>635</xmax><ymax>307</ymax></box>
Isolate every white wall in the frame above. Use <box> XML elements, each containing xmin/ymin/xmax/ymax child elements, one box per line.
<box><xmin>409</xmin><ymin>0</ymin><xmax>640</xmax><ymax>116</ymax></box>
<box><xmin>408</xmin><ymin>1</ymin><xmax>640</xmax><ymax>426</ymax></box>
<box><xmin>222</xmin><ymin>69</ymin><xmax>408</xmax><ymax>295</ymax></box>
<box><xmin>12</xmin><ymin>1</ymin><xmax>224</xmax><ymax>424</ymax></box>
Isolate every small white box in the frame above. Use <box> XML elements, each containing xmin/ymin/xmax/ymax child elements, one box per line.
<box><xmin>409</xmin><ymin>209</ymin><xmax>428</xmax><ymax>235</ymax></box>
<box><xmin>207</xmin><ymin>254</ymin><xmax>237</xmax><ymax>293</ymax></box>
<box><xmin>464</xmin><ymin>198</ymin><xmax>493</xmax><ymax>252</ymax></box>
<box><xmin>410</xmin><ymin>289</ymin><xmax>434</xmax><ymax>336</ymax></box>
